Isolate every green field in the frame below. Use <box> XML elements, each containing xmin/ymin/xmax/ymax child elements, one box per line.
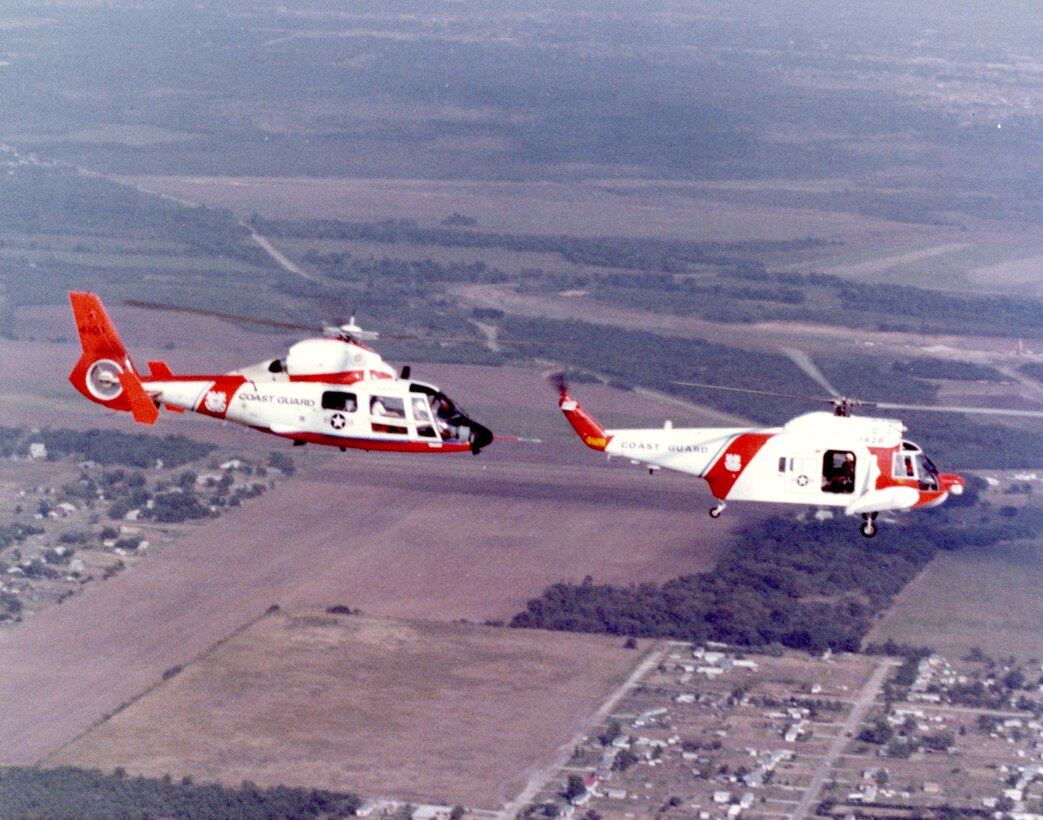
<box><xmin>868</xmin><ymin>496</ymin><xmax>1043</xmax><ymax>660</ymax></box>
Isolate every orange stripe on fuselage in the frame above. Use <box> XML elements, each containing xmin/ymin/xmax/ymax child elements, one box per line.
<box><xmin>702</xmin><ymin>433</ymin><xmax>774</xmax><ymax>500</ymax></box>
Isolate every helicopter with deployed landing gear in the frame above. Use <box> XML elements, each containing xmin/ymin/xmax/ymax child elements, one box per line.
<box><xmin>552</xmin><ymin>351</ymin><xmax>1043</xmax><ymax>538</ymax></box>
<box><xmin>68</xmin><ymin>292</ymin><xmax>494</xmax><ymax>455</ymax></box>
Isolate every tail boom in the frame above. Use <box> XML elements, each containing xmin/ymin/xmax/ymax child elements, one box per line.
<box><xmin>559</xmin><ymin>394</ymin><xmax>611</xmax><ymax>451</ymax></box>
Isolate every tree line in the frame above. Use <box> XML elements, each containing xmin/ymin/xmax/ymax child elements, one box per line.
<box><xmin>0</xmin><ymin>428</ymin><xmax>215</xmax><ymax>469</ymax></box>
<box><xmin>0</xmin><ymin>767</ymin><xmax>361</xmax><ymax>819</ymax></box>
<box><xmin>510</xmin><ymin>502</ymin><xmax>1040</xmax><ymax>653</ymax></box>
<box><xmin>250</xmin><ymin>215</ymin><xmax>827</xmax><ymax>273</ymax></box>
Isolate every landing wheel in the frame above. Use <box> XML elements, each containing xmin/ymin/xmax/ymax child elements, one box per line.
<box><xmin>860</xmin><ymin>513</ymin><xmax>877</xmax><ymax>538</ymax></box>
<box><xmin>709</xmin><ymin>503</ymin><xmax>726</xmax><ymax>519</ymax></box>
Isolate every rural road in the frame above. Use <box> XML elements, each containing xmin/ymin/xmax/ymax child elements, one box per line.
<box><xmin>243</xmin><ymin>222</ymin><xmax>322</xmax><ymax>283</ymax></box>
<box><xmin>497</xmin><ymin>639</ymin><xmax>679</xmax><ymax>818</ymax></box>
<box><xmin>790</xmin><ymin>657</ymin><xmax>898</xmax><ymax>819</ymax></box>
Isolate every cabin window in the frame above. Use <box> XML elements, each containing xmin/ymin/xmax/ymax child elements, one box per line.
<box><xmin>370</xmin><ymin>395</ymin><xmax>405</xmax><ymax>418</ymax></box>
<box><xmin>370</xmin><ymin>395</ymin><xmax>407</xmax><ymax>434</ymax></box>
<box><xmin>822</xmin><ymin>450</ymin><xmax>855</xmax><ymax>494</ymax></box>
<box><xmin>322</xmin><ymin>391</ymin><xmax>357</xmax><ymax>412</ymax></box>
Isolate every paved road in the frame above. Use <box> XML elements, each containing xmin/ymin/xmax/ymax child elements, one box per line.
<box><xmin>497</xmin><ymin>640</ymin><xmax>679</xmax><ymax>818</ymax></box>
<box><xmin>790</xmin><ymin>658</ymin><xmax>898</xmax><ymax>819</ymax></box>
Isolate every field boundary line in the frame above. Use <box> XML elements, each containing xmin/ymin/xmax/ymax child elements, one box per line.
<box><xmin>36</xmin><ymin>604</ymin><xmax>284</xmax><ymax>766</ymax></box>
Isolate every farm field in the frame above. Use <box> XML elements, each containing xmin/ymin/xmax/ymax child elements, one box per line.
<box><xmin>0</xmin><ymin>438</ymin><xmax>743</xmax><ymax>765</ymax></box>
<box><xmin>121</xmin><ymin>174</ymin><xmax>939</xmax><ymax>245</ymax></box>
<box><xmin>120</xmin><ymin>174</ymin><xmax>1043</xmax><ymax>300</ymax></box>
<box><xmin>45</xmin><ymin>610</ymin><xmax>646</xmax><ymax>809</ymax></box>
<box><xmin>0</xmin><ymin>303</ymin><xmax>751</xmax><ymax>771</ymax></box>
<box><xmin>866</xmin><ymin>518</ymin><xmax>1043</xmax><ymax>661</ymax></box>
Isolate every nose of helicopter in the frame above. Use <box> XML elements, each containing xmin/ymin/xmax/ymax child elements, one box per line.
<box><xmin>941</xmin><ymin>473</ymin><xmax>965</xmax><ymax>495</ymax></box>
<box><xmin>468</xmin><ymin>420</ymin><xmax>494</xmax><ymax>454</ymax></box>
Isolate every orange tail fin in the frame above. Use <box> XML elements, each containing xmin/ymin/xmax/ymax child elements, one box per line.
<box><xmin>559</xmin><ymin>393</ymin><xmax>611</xmax><ymax>451</ymax></box>
<box><xmin>68</xmin><ymin>292</ymin><xmax>158</xmax><ymax>424</ymax></box>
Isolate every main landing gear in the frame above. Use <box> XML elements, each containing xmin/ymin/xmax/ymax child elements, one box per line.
<box><xmin>860</xmin><ymin>512</ymin><xmax>878</xmax><ymax>538</ymax></box>
<box><xmin>709</xmin><ymin>501</ymin><xmax>727</xmax><ymax>519</ymax></box>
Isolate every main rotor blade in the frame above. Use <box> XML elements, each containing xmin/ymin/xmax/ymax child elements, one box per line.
<box><xmin>782</xmin><ymin>347</ymin><xmax>843</xmax><ymax>398</ymax></box>
<box><xmin>673</xmin><ymin>381</ymin><xmax>834</xmax><ymax>404</ymax></box>
<box><xmin>125</xmin><ymin>300</ymin><xmax>314</xmax><ymax>332</ymax></box>
<box><xmin>871</xmin><ymin>401</ymin><xmax>1043</xmax><ymax>418</ymax></box>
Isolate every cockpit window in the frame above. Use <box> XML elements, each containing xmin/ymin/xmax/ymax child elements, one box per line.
<box><xmin>893</xmin><ymin>448</ymin><xmax>940</xmax><ymax>491</ymax></box>
<box><xmin>411</xmin><ymin>395</ymin><xmax>438</xmax><ymax>438</ymax></box>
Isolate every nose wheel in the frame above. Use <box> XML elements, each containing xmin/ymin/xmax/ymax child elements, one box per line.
<box><xmin>860</xmin><ymin>513</ymin><xmax>878</xmax><ymax>538</ymax></box>
<box><xmin>709</xmin><ymin>502</ymin><xmax>726</xmax><ymax>519</ymax></box>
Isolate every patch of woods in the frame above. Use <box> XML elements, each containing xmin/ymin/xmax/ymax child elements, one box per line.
<box><xmin>510</xmin><ymin>484</ymin><xmax>1041</xmax><ymax>653</ymax></box>
<box><xmin>0</xmin><ymin>767</ymin><xmax>361</xmax><ymax>819</ymax></box>
<box><xmin>0</xmin><ymin>167</ymin><xmax>265</xmax><ymax>265</ymax></box>
<box><xmin>258</xmin><ymin>216</ymin><xmax>1043</xmax><ymax>339</ymax></box>
<box><xmin>0</xmin><ymin>427</ymin><xmax>215</xmax><ymax>469</ymax></box>
<box><xmin>251</xmin><ymin>215</ymin><xmax>827</xmax><ymax>273</ymax></box>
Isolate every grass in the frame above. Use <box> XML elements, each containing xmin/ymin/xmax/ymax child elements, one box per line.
<box><xmin>46</xmin><ymin>611</ymin><xmax>646</xmax><ymax>809</ymax></box>
<box><xmin>868</xmin><ymin>515</ymin><xmax>1043</xmax><ymax>661</ymax></box>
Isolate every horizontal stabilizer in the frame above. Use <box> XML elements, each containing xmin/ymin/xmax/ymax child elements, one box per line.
<box><xmin>118</xmin><ymin>371</ymin><xmax>160</xmax><ymax>425</ymax></box>
<box><xmin>147</xmin><ymin>360</ymin><xmax>174</xmax><ymax>379</ymax></box>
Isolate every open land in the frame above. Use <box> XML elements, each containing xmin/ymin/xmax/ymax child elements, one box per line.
<box><xmin>0</xmin><ymin>306</ymin><xmax>752</xmax><ymax>780</ymax></box>
<box><xmin>1</xmin><ymin>301</ymin><xmax>1040</xmax><ymax>816</ymax></box>
<box><xmin>1</xmin><ymin>3</ymin><xmax>1042</xmax><ymax>813</ymax></box>
<box><xmin>122</xmin><ymin>174</ymin><xmax>1043</xmax><ymax>300</ymax></box>
<box><xmin>45</xmin><ymin>611</ymin><xmax>646</xmax><ymax>809</ymax></box>
<box><xmin>868</xmin><ymin>507</ymin><xmax>1043</xmax><ymax>661</ymax></box>
<box><xmin>2</xmin><ymin>192</ymin><xmax>1041</xmax><ymax>817</ymax></box>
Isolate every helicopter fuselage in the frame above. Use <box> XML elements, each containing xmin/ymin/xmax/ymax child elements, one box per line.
<box><xmin>67</xmin><ymin>292</ymin><xmax>493</xmax><ymax>455</ymax></box>
<box><xmin>150</xmin><ymin>373</ymin><xmax>487</xmax><ymax>453</ymax></box>
<box><xmin>560</xmin><ymin>393</ymin><xmax>964</xmax><ymax>535</ymax></box>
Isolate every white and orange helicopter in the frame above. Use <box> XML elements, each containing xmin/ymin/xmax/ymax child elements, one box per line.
<box><xmin>553</xmin><ymin>356</ymin><xmax>1043</xmax><ymax>537</ymax></box>
<box><xmin>68</xmin><ymin>291</ymin><xmax>494</xmax><ymax>455</ymax></box>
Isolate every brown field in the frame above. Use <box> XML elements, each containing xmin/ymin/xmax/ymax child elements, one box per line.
<box><xmin>119</xmin><ymin>174</ymin><xmax>936</xmax><ymax>244</ymax></box>
<box><xmin>46</xmin><ymin>611</ymin><xmax>645</xmax><ymax>808</ymax></box>
<box><xmin>866</xmin><ymin>532</ymin><xmax>1043</xmax><ymax>661</ymax></box>
<box><xmin>0</xmin><ymin>440</ymin><xmax>743</xmax><ymax>766</ymax></box>
<box><xmin>0</xmin><ymin>303</ymin><xmax>747</xmax><ymax>773</ymax></box>
<box><xmin>117</xmin><ymin>174</ymin><xmax>1043</xmax><ymax>302</ymax></box>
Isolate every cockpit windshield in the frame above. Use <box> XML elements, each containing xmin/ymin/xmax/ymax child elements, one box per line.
<box><xmin>409</xmin><ymin>383</ymin><xmax>469</xmax><ymax>443</ymax></box>
<box><xmin>894</xmin><ymin>442</ymin><xmax>939</xmax><ymax>491</ymax></box>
